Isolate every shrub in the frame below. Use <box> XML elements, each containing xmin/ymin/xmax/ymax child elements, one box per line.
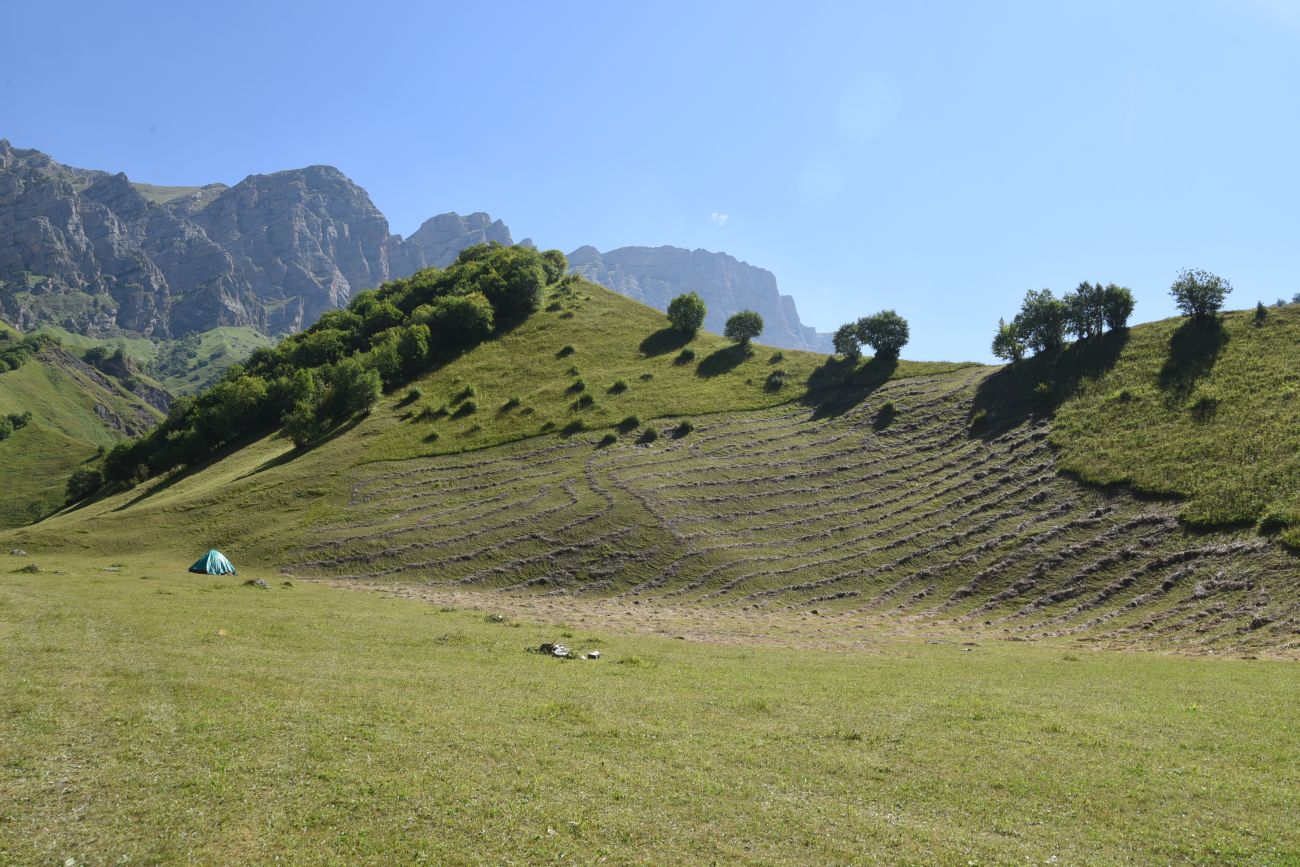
<box><xmin>1170</xmin><ymin>268</ymin><xmax>1232</xmax><ymax>320</ymax></box>
<box><xmin>991</xmin><ymin>318</ymin><xmax>1024</xmax><ymax>363</ymax></box>
<box><xmin>453</xmin><ymin>400</ymin><xmax>478</xmax><ymax>417</ymax></box>
<box><xmin>557</xmin><ymin>344</ymin><xmax>576</xmax><ymax>358</ymax></box>
<box><xmin>617</xmin><ymin>415</ymin><xmax>641</xmax><ymax>432</ymax></box>
<box><xmin>639</xmin><ymin>372</ymin><xmax>655</xmax><ymax>381</ymax></box>
<box><xmin>454</xmin><ymin>385</ymin><xmax>477</xmax><ymax>402</ymax></box>
<box><xmin>66</xmin><ymin>467</ymin><xmax>103</xmax><ymax>503</ymax></box>
<box><xmin>666</xmin><ymin>292</ymin><xmax>706</xmax><ymax>335</ymax></box>
<box><xmin>568</xmin><ymin>378</ymin><xmax>587</xmax><ymax>394</ymax></box>
<box><xmin>674</xmin><ymin>348</ymin><xmax>696</xmax><ymax>365</ymax></box>
<box><xmin>769</xmin><ymin>352</ymin><xmax>784</xmax><ymax>364</ymax></box>
<box><xmin>500</xmin><ymin>395</ymin><xmax>522</xmax><ymax>411</ymax></box>
<box><xmin>573</xmin><ymin>393</ymin><xmax>595</xmax><ymax>409</ymax></box>
<box><xmin>1101</xmin><ymin>284</ymin><xmax>1136</xmax><ymax>330</ymax></box>
<box><xmin>638</xmin><ymin>426</ymin><xmax>660</xmax><ymax>444</ymax></box>
<box><xmin>724</xmin><ymin>310</ymin><xmax>764</xmax><ymax>347</ymax></box>
<box><xmin>765</xmin><ymin>370</ymin><xmax>787</xmax><ymax>392</ymax></box>
<box><xmin>1255</xmin><ymin>302</ymin><xmax>1269</xmax><ymax>324</ymax></box>
<box><xmin>608</xmin><ymin>379</ymin><xmax>629</xmax><ymax>394</ymax></box>
<box><xmin>833</xmin><ymin>323</ymin><xmax>862</xmax><ymax>360</ymax></box>
<box><xmin>598</xmin><ymin>432</ymin><xmax>618</xmax><ymax>448</ymax></box>
<box><xmin>674</xmin><ymin>419</ymin><xmax>695</xmax><ymax>438</ymax></box>
<box><xmin>855</xmin><ymin>310</ymin><xmax>910</xmax><ymax>360</ymax></box>
<box><xmin>1014</xmin><ymin>290</ymin><xmax>1068</xmax><ymax>356</ymax></box>
<box><xmin>969</xmin><ymin>408</ymin><xmax>988</xmax><ymax>430</ymax></box>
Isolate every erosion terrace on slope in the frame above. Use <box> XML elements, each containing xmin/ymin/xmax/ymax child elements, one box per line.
<box><xmin>280</xmin><ymin>368</ymin><xmax>1297</xmax><ymax>654</ymax></box>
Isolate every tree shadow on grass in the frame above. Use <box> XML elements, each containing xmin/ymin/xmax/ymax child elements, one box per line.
<box><xmin>639</xmin><ymin>327</ymin><xmax>692</xmax><ymax>357</ymax></box>
<box><xmin>695</xmin><ymin>343</ymin><xmax>750</xmax><ymax>378</ymax></box>
<box><xmin>800</xmin><ymin>355</ymin><xmax>897</xmax><ymax>420</ymax></box>
<box><xmin>1158</xmin><ymin>318</ymin><xmax>1228</xmax><ymax>403</ymax></box>
<box><xmin>969</xmin><ymin>328</ymin><xmax>1130</xmax><ymax>440</ymax></box>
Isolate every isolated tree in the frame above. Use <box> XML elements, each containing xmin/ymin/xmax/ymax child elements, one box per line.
<box><xmin>990</xmin><ymin>318</ymin><xmax>1024</xmax><ymax>363</ymax></box>
<box><xmin>1100</xmin><ymin>284</ymin><xmax>1136</xmax><ymax>330</ymax></box>
<box><xmin>724</xmin><ymin>310</ymin><xmax>764</xmax><ymax>348</ymax></box>
<box><xmin>832</xmin><ymin>322</ymin><xmax>862</xmax><ymax>360</ymax></box>
<box><xmin>855</xmin><ymin>310</ymin><xmax>910</xmax><ymax>360</ymax></box>
<box><xmin>1013</xmin><ymin>289</ymin><xmax>1068</xmax><ymax>356</ymax></box>
<box><xmin>667</xmin><ymin>292</ymin><xmax>707</xmax><ymax>335</ymax></box>
<box><xmin>1169</xmin><ymin>268</ymin><xmax>1232</xmax><ymax>320</ymax></box>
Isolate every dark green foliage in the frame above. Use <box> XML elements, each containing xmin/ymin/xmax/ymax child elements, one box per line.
<box><xmin>674</xmin><ymin>348</ymin><xmax>696</xmax><ymax>365</ymax></box>
<box><xmin>638</xmin><ymin>426</ymin><xmax>659</xmax><ymax>443</ymax></box>
<box><xmin>1014</xmin><ymin>289</ymin><xmax>1068</xmax><ymax>356</ymax></box>
<box><xmin>1064</xmin><ymin>282</ymin><xmax>1106</xmax><ymax>340</ymax></box>
<box><xmin>453</xmin><ymin>400</ymin><xmax>478</xmax><ymax>418</ymax></box>
<box><xmin>832</xmin><ymin>323</ymin><xmax>861</xmax><ymax>360</ymax></box>
<box><xmin>1170</xmin><ymin>268</ymin><xmax>1232</xmax><ymax>320</ymax></box>
<box><xmin>991</xmin><ymin>318</ymin><xmax>1024</xmax><ymax>363</ymax></box>
<box><xmin>969</xmin><ymin>408</ymin><xmax>988</xmax><ymax>430</ymax></box>
<box><xmin>66</xmin><ymin>467</ymin><xmax>103</xmax><ymax>503</ymax></box>
<box><xmin>724</xmin><ymin>310</ymin><xmax>764</xmax><ymax>347</ymax></box>
<box><xmin>597</xmin><ymin>432</ymin><xmax>618</xmax><ymax>448</ymax></box>
<box><xmin>72</xmin><ymin>243</ymin><xmax>562</xmax><ymax>494</ymax></box>
<box><xmin>454</xmin><ymin>385</ymin><xmax>477</xmax><ymax>403</ymax></box>
<box><xmin>568</xmin><ymin>378</ymin><xmax>586</xmax><ymax>394</ymax></box>
<box><xmin>1101</xmin><ymin>284</ymin><xmax>1136</xmax><ymax>330</ymax></box>
<box><xmin>674</xmin><ymin>419</ymin><xmax>695</xmax><ymax>438</ymax></box>
<box><xmin>500</xmin><ymin>396</ymin><xmax>522</xmax><ymax>412</ymax></box>
<box><xmin>617</xmin><ymin>414</ymin><xmax>641</xmax><ymax>432</ymax></box>
<box><xmin>557</xmin><ymin>344</ymin><xmax>576</xmax><ymax>358</ymax></box>
<box><xmin>873</xmin><ymin>401</ymin><xmax>898</xmax><ymax>430</ymax></box>
<box><xmin>666</xmin><ymin>292</ymin><xmax>707</xmax><ymax>335</ymax></box>
<box><xmin>539</xmin><ymin>249</ymin><xmax>568</xmax><ymax>284</ymax></box>
<box><xmin>854</xmin><ymin>310</ymin><xmax>910</xmax><ymax>360</ymax></box>
<box><xmin>1255</xmin><ymin>302</ymin><xmax>1268</xmax><ymax>324</ymax></box>
<box><xmin>0</xmin><ymin>332</ymin><xmax>52</xmax><ymax>373</ymax></box>
<box><xmin>608</xmin><ymin>379</ymin><xmax>629</xmax><ymax>394</ymax></box>
<box><xmin>573</xmin><ymin>393</ymin><xmax>595</xmax><ymax>409</ymax></box>
<box><xmin>765</xmin><ymin>370</ymin><xmax>787</xmax><ymax>392</ymax></box>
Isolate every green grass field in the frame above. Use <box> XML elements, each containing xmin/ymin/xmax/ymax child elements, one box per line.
<box><xmin>2</xmin><ymin>557</ymin><xmax>1297</xmax><ymax>864</ymax></box>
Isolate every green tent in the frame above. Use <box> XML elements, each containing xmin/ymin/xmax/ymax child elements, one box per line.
<box><xmin>188</xmin><ymin>549</ymin><xmax>237</xmax><ymax>575</ymax></box>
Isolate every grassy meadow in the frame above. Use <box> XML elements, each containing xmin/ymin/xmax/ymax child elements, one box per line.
<box><xmin>1</xmin><ymin>557</ymin><xmax>1297</xmax><ymax>865</ymax></box>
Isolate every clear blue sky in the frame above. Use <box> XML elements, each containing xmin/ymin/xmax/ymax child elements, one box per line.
<box><xmin>3</xmin><ymin>0</ymin><xmax>1297</xmax><ymax>361</ymax></box>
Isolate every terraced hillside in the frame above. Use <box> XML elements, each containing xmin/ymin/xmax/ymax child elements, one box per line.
<box><xmin>14</xmin><ymin>277</ymin><xmax>1297</xmax><ymax>653</ymax></box>
<box><xmin>279</xmin><ymin>363</ymin><xmax>1297</xmax><ymax>654</ymax></box>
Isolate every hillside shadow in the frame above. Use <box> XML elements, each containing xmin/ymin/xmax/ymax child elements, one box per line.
<box><xmin>801</xmin><ymin>355</ymin><xmax>897</xmax><ymax>420</ymax></box>
<box><xmin>696</xmin><ymin>344</ymin><xmax>750</xmax><ymax>378</ymax></box>
<box><xmin>1158</xmin><ymin>318</ymin><xmax>1227</xmax><ymax>403</ymax></box>
<box><xmin>970</xmin><ymin>328</ymin><xmax>1130</xmax><ymax>439</ymax></box>
<box><xmin>639</xmin><ymin>328</ymin><xmax>692</xmax><ymax>357</ymax></box>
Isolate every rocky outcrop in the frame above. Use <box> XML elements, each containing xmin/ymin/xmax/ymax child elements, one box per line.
<box><xmin>0</xmin><ymin>143</ymin><xmax>406</xmax><ymax>338</ymax></box>
<box><xmin>398</xmin><ymin>212</ymin><xmax>513</xmax><ymax>272</ymax></box>
<box><xmin>0</xmin><ymin>141</ymin><xmax>831</xmax><ymax>352</ymax></box>
<box><xmin>568</xmin><ymin>245</ymin><xmax>832</xmax><ymax>352</ymax></box>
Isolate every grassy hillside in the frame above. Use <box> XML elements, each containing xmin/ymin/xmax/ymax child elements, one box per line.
<box><xmin>1046</xmin><ymin>305</ymin><xmax>1300</xmax><ymax>545</ymax></box>
<box><xmin>2</xmin><ymin>558</ymin><xmax>1297</xmax><ymax>864</ymax></box>
<box><xmin>0</xmin><ymin>342</ymin><xmax>161</xmax><ymax>527</ymax></box>
<box><xmin>36</xmin><ymin>323</ymin><xmax>273</xmax><ymax>396</ymax></box>
<box><xmin>11</xmin><ymin>281</ymin><xmax>1297</xmax><ymax>652</ymax></box>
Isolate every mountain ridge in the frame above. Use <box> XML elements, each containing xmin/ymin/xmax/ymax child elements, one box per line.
<box><xmin>0</xmin><ymin>140</ymin><xmax>830</xmax><ymax>351</ymax></box>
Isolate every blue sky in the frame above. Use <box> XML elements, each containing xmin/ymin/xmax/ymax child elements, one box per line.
<box><xmin>3</xmin><ymin>1</ymin><xmax>1297</xmax><ymax>360</ymax></box>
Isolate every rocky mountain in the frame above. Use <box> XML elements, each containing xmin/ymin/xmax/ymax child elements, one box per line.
<box><xmin>0</xmin><ymin>141</ymin><xmax>512</xmax><ymax>339</ymax></box>
<box><xmin>0</xmin><ymin>141</ymin><xmax>829</xmax><ymax>351</ymax></box>
<box><xmin>568</xmin><ymin>245</ymin><xmax>832</xmax><ymax>352</ymax></box>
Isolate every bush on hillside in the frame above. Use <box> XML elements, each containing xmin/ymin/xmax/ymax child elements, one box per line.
<box><xmin>1170</xmin><ymin>268</ymin><xmax>1232</xmax><ymax>320</ymax></box>
<box><xmin>79</xmin><ymin>243</ymin><xmax>566</xmax><ymax>491</ymax></box>
<box><xmin>1014</xmin><ymin>289</ymin><xmax>1068</xmax><ymax>356</ymax></box>
<box><xmin>855</xmin><ymin>310</ymin><xmax>910</xmax><ymax>360</ymax></box>
<box><xmin>990</xmin><ymin>318</ymin><xmax>1025</xmax><ymax>363</ymax></box>
<box><xmin>724</xmin><ymin>310</ymin><xmax>764</xmax><ymax>348</ymax></box>
<box><xmin>666</xmin><ymin>292</ymin><xmax>707</xmax><ymax>335</ymax></box>
<box><xmin>832</xmin><ymin>323</ymin><xmax>862</xmax><ymax>360</ymax></box>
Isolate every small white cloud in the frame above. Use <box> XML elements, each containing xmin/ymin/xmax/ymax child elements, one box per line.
<box><xmin>710</xmin><ymin>212</ymin><xmax>730</xmax><ymax>226</ymax></box>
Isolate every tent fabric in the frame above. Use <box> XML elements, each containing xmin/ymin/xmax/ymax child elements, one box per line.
<box><xmin>189</xmin><ymin>549</ymin><xmax>237</xmax><ymax>575</ymax></box>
